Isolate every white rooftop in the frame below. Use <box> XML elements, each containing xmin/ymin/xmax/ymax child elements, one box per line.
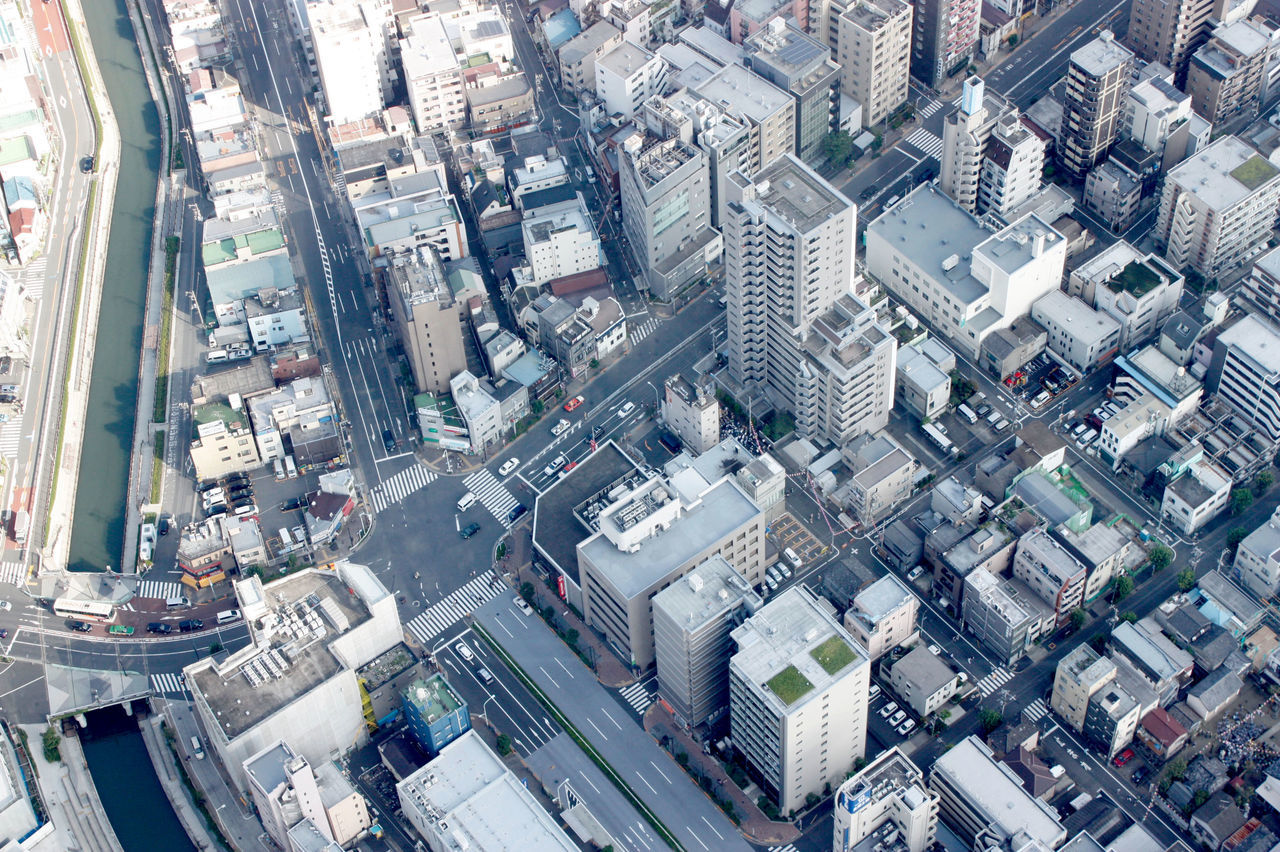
<box><xmin>931</xmin><ymin>736</ymin><xmax>1067</xmax><ymax>847</ymax></box>
<box><xmin>1167</xmin><ymin>135</ymin><xmax>1280</xmax><ymax>213</ymax></box>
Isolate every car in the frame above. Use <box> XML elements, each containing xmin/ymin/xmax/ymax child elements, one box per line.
<box><xmin>868</xmin><ymin>683</ymin><xmax>881</xmax><ymax>699</ymax></box>
<box><xmin>158</xmin><ymin>516</ymin><xmax>170</xmax><ymax>536</ymax></box>
<box><xmin>455</xmin><ymin>642</ymin><xmax>475</xmax><ymax>661</ymax></box>
<box><xmin>552</xmin><ymin>419</ymin><xmax>571</xmax><ymax>436</ymax></box>
<box><xmin>879</xmin><ymin>702</ymin><xmax>899</xmax><ymax>718</ymax></box>
<box><xmin>564</xmin><ymin>395</ymin><xmax>585</xmax><ymax>412</ymax></box>
<box><xmin>382</xmin><ymin>429</ymin><xmax>396</xmax><ymax>453</ymax></box>
<box><xmin>897</xmin><ymin>719</ymin><xmax>916</xmax><ymax>736</ymax></box>
<box><xmin>1132</xmin><ymin>768</ymin><xmax>1147</xmax><ymax>786</ymax></box>
<box><xmin>67</xmin><ymin>619</ymin><xmax>92</xmax><ymax>633</ymax></box>
<box><xmin>179</xmin><ymin>618</ymin><xmax>204</xmax><ymax>632</ymax></box>
<box><xmin>514</xmin><ymin>596</ymin><xmax>533</xmax><ymax>616</ymax></box>
<box><xmin>147</xmin><ymin>621</ymin><xmax>172</xmax><ymax>635</ymax></box>
<box><xmin>928</xmin><ymin>644</ymin><xmax>941</xmax><ymax>655</ymax></box>
<box><xmin>206</xmin><ymin>504</ymin><xmax>227</xmax><ymax>517</ymax></box>
<box><xmin>958</xmin><ymin>671</ymin><xmax>968</xmax><ymax>682</ymax></box>
<box><xmin>543</xmin><ymin>455</ymin><xmax>566</xmax><ymax>476</ymax></box>
<box><xmin>976</xmin><ymin>404</ymin><xmax>992</xmax><ymax>417</ymax></box>
<box><xmin>460</xmin><ymin>522</ymin><xmax>481</xmax><ymax>540</ymax></box>
<box><xmin>507</xmin><ymin>504</ymin><xmax>527</xmax><ymax>524</ymax></box>
<box><xmin>280</xmin><ymin>497</ymin><xmax>304</xmax><ymax>511</ymax></box>
<box><xmin>1112</xmin><ymin>748</ymin><xmax>1135</xmax><ymax>767</ymax></box>
<box><xmin>618</xmin><ymin>402</ymin><xmax>635</xmax><ymax>417</ymax></box>
<box><xmin>906</xmin><ymin>566</ymin><xmax>924</xmax><ymax>581</ymax></box>
<box><xmin>79</xmin><ymin>155</ymin><xmax>94</xmax><ymax>173</ymax></box>
<box><xmin>858</xmin><ymin>185</ymin><xmax>877</xmax><ymax>201</ymax></box>
<box><xmin>499</xmin><ymin>458</ymin><xmax>519</xmax><ymax>477</ymax></box>
<box><xmin>765</xmin><ymin>575</ymin><xmax>779</xmax><ymax>591</ymax></box>
<box><xmin>889</xmin><ymin>711</ymin><xmax>907</xmax><ymax>726</ymax></box>
<box><xmin>934</xmin><ymin>422</ymin><xmax>948</xmax><ymax>435</ymax></box>
<box><xmin>0</xmin><ymin>629</ymin><xmax>7</xmax><ymax>640</ymax></box>
<box><xmin>0</xmin><ymin>601</ymin><xmax>10</xmax><ymax>612</ymax></box>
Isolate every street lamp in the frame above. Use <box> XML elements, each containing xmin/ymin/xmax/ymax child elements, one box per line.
<box><xmin>646</xmin><ymin>380</ymin><xmax>661</xmax><ymax>414</ymax></box>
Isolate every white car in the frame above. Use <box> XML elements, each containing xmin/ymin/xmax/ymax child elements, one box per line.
<box><xmin>455</xmin><ymin>642</ymin><xmax>475</xmax><ymax>661</ymax></box>
<box><xmin>0</xmin><ymin>601</ymin><xmax>10</xmax><ymax>611</ymax></box>
<box><xmin>897</xmin><ymin>719</ymin><xmax>916</xmax><ymax>736</ymax></box>
<box><xmin>928</xmin><ymin>644</ymin><xmax>941</xmax><ymax>656</ymax></box>
<box><xmin>552</xmin><ymin>419</ymin><xmax>571</xmax><ymax>436</ymax></box>
<box><xmin>618</xmin><ymin>402</ymin><xmax>635</xmax><ymax>417</ymax></box>
<box><xmin>513</xmin><ymin>596</ymin><xmax>533</xmax><ymax>616</ymax></box>
<box><xmin>889</xmin><ymin>711</ymin><xmax>907</xmax><ymax>726</ymax></box>
<box><xmin>499</xmin><ymin>458</ymin><xmax>519</xmax><ymax>477</ymax></box>
<box><xmin>879</xmin><ymin>702</ymin><xmax>898</xmax><ymax>719</ymax></box>
<box><xmin>868</xmin><ymin>683</ymin><xmax>881</xmax><ymax>700</ymax></box>
<box><xmin>906</xmin><ymin>566</ymin><xmax>924</xmax><ymax>581</ymax></box>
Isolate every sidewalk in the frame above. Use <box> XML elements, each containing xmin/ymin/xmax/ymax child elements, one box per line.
<box><xmin>138</xmin><ymin>714</ymin><xmax>222</xmax><ymax>851</ymax></box>
<box><xmin>23</xmin><ymin>723</ymin><xmax>124</xmax><ymax>852</ymax></box>
<box><xmin>642</xmin><ymin>704</ymin><xmax>800</xmax><ymax>846</ymax></box>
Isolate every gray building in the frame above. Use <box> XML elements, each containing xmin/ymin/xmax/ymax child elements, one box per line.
<box><xmin>961</xmin><ymin>568</ymin><xmax>1055</xmax><ymax>665</ymax></box>
<box><xmin>1060</xmin><ymin>32</ymin><xmax>1134</xmax><ymax>180</ymax></box>
<box><xmin>742</xmin><ymin>22</ymin><xmax>840</xmax><ymax>164</ymax></box>
<box><xmin>619</xmin><ymin>137</ymin><xmax>722</xmax><ymax>300</ymax></box>
<box><xmin>887</xmin><ymin>645</ymin><xmax>959</xmax><ymax>718</ymax></box>
<box><xmin>652</xmin><ymin>556</ymin><xmax>762</xmax><ymax>727</ymax></box>
<box><xmin>1082</xmin><ymin>681</ymin><xmax>1141</xmax><ymax>758</ymax></box>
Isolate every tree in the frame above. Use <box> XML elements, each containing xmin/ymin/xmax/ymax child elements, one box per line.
<box><xmin>821</xmin><ymin>131</ymin><xmax>854</xmax><ymax>166</ymax></box>
<box><xmin>1228</xmin><ymin>527</ymin><xmax>1250</xmax><ymax>555</ymax></box>
<box><xmin>1177</xmin><ymin>569</ymin><xmax>1196</xmax><ymax>592</ymax></box>
<box><xmin>209</xmin><ymin>641</ymin><xmax>224</xmax><ymax>655</ymax></box>
<box><xmin>1120</xmin><ymin>611</ymin><xmax>1138</xmax><ymax>623</ymax></box>
<box><xmin>1112</xmin><ymin>575</ymin><xmax>1134</xmax><ymax>602</ymax></box>
<box><xmin>520</xmin><ymin>582</ymin><xmax>535</xmax><ymax>602</ymax></box>
<box><xmin>565</xmin><ymin>628</ymin><xmax>579</xmax><ymax>647</ymax></box>
<box><xmin>1147</xmin><ymin>543</ymin><xmax>1173</xmax><ymax>572</ymax></box>
<box><xmin>1069</xmin><ymin>608</ymin><xmax>1087</xmax><ymax>632</ymax></box>
<box><xmin>979</xmin><ymin>709</ymin><xmax>1003</xmax><ymax>734</ymax></box>
<box><xmin>1255</xmin><ymin>470</ymin><xmax>1275</xmax><ymax>495</ymax></box>
<box><xmin>41</xmin><ymin>727</ymin><xmax>60</xmax><ymax>764</ymax></box>
<box><xmin>1232</xmin><ymin>488</ymin><xmax>1255</xmax><ymax>516</ymax></box>
<box><xmin>495</xmin><ymin>734</ymin><xmax>513</xmax><ymax>756</ymax></box>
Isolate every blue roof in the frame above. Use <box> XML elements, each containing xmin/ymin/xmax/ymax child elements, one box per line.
<box><xmin>2</xmin><ymin>175</ymin><xmax>36</xmax><ymax>206</ymax></box>
<box><xmin>543</xmin><ymin>9</ymin><xmax>581</xmax><ymax>50</ymax></box>
<box><xmin>502</xmin><ymin>349</ymin><xmax>553</xmax><ymax>387</ymax></box>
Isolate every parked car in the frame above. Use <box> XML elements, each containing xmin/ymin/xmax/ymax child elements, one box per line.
<box><xmin>178</xmin><ymin>618</ymin><xmax>204</xmax><ymax>632</ymax></box>
<box><xmin>146</xmin><ymin>622</ymin><xmax>172</xmax><ymax>634</ymax></box>
<box><xmin>563</xmin><ymin>395</ymin><xmax>585</xmax><ymax>412</ymax></box>
<box><xmin>79</xmin><ymin>155</ymin><xmax>94</xmax><ymax>173</ymax></box>
<box><xmin>907</xmin><ymin>566</ymin><xmax>924</xmax><ymax>581</ymax></box>
<box><xmin>507</xmin><ymin>504</ymin><xmax>528</xmax><ymax>524</ymax></box>
<box><xmin>67</xmin><ymin>619</ymin><xmax>92</xmax><ymax>633</ymax></box>
<box><xmin>928</xmin><ymin>644</ymin><xmax>941</xmax><ymax>655</ymax></box>
<box><xmin>460</xmin><ymin>522</ymin><xmax>481</xmax><ymax>540</ymax></box>
<box><xmin>1113</xmin><ymin>748</ymin><xmax>1135</xmax><ymax>767</ymax></box>
<box><xmin>889</xmin><ymin>711</ymin><xmax>907</xmax><ymax>726</ymax></box>
<box><xmin>868</xmin><ymin>683</ymin><xmax>881</xmax><ymax>700</ymax></box>
<box><xmin>513</xmin><ymin>597</ymin><xmax>533</xmax><ymax>616</ymax></box>
<box><xmin>897</xmin><ymin>719</ymin><xmax>916</xmax><ymax>736</ymax></box>
<box><xmin>879</xmin><ymin>702</ymin><xmax>898</xmax><ymax>719</ymax></box>
<box><xmin>1132</xmin><ymin>768</ymin><xmax>1147</xmax><ymax>786</ymax></box>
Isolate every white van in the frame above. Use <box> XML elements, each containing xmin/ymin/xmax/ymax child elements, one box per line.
<box><xmin>284</xmin><ymin>455</ymin><xmax>298</xmax><ymax>478</ymax></box>
<box><xmin>783</xmin><ymin>547</ymin><xmax>802</xmax><ymax>571</ymax></box>
<box><xmin>166</xmin><ymin>596</ymin><xmax>187</xmax><ymax>609</ymax></box>
<box><xmin>190</xmin><ymin>736</ymin><xmax>204</xmax><ymax>760</ymax></box>
<box><xmin>217</xmin><ymin>609</ymin><xmax>242</xmax><ymax>625</ymax></box>
<box><xmin>279</xmin><ymin>527</ymin><xmax>293</xmax><ymax>547</ymax></box>
<box><xmin>206</xmin><ymin>350</ymin><xmax>228</xmax><ymax>364</ymax></box>
<box><xmin>457</xmin><ymin>492</ymin><xmax>478</xmax><ymax>512</ymax></box>
<box><xmin>273</xmin><ymin>458</ymin><xmax>285</xmax><ymax>480</ymax></box>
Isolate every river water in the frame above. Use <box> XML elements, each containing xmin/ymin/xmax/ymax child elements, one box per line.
<box><xmin>71</xmin><ymin>4</ymin><xmax>193</xmax><ymax>850</ymax></box>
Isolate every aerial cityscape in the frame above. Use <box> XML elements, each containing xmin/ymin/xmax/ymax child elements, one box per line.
<box><xmin>7</xmin><ymin>0</ymin><xmax>1280</xmax><ymax>850</ymax></box>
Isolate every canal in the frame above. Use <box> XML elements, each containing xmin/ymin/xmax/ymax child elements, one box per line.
<box><xmin>67</xmin><ymin>0</ymin><xmax>160</xmax><ymax>574</ymax></box>
<box><xmin>70</xmin><ymin>3</ymin><xmax>193</xmax><ymax>850</ymax></box>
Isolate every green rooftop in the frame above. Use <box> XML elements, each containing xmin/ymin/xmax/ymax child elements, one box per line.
<box><xmin>1230</xmin><ymin>154</ymin><xmax>1279</xmax><ymax>191</ymax></box>
<box><xmin>192</xmin><ymin>402</ymin><xmax>248</xmax><ymax>431</ymax></box>
<box><xmin>810</xmin><ymin>636</ymin><xmax>856</xmax><ymax>676</ymax></box>
<box><xmin>766</xmin><ymin>664</ymin><xmax>814</xmax><ymax>705</ymax></box>
<box><xmin>202</xmin><ymin>228</ymin><xmax>285</xmax><ymax>267</ymax></box>
<box><xmin>1106</xmin><ymin>260</ymin><xmax>1162</xmax><ymax>298</ymax></box>
<box><xmin>403</xmin><ymin>675</ymin><xmax>463</xmax><ymax>723</ymax></box>
<box><xmin>0</xmin><ymin>137</ymin><xmax>33</xmax><ymax>168</ymax></box>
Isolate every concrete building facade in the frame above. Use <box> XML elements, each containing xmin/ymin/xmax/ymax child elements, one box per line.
<box><xmin>385</xmin><ymin>247</ymin><xmax>466</xmax><ymax>395</ymax></box>
<box><xmin>833</xmin><ymin>748</ymin><xmax>939</xmax><ymax>852</ymax></box>
<box><xmin>1060</xmin><ymin>32</ymin><xmax>1135</xmax><ymax>180</ymax></box>
<box><xmin>836</xmin><ymin>0</ymin><xmax>912</xmax><ymax>126</ymax></box>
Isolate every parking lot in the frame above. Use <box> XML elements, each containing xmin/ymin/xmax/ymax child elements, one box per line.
<box><xmin>1004</xmin><ymin>353</ymin><xmax>1077</xmax><ymax>410</ymax></box>
<box><xmin>770</xmin><ymin>512</ymin><xmax>826</xmax><ymax>564</ymax></box>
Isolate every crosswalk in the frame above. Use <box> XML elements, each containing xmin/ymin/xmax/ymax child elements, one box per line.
<box><xmin>976</xmin><ymin>666</ymin><xmax>1014</xmax><ymax>697</ymax></box>
<box><xmin>19</xmin><ymin>256</ymin><xmax>47</xmax><ymax>300</ymax></box>
<box><xmin>369</xmin><ymin>464</ymin><xmax>436</xmax><ymax>514</ymax></box>
<box><xmin>1024</xmin><ymin>698</ymin><xmax>1050</xmax><ymax>723</ymax></box>
<box><xmin>769</xmin><ymin>845</ymin><xmax>799</xmax><ymax>852</ymax></box>
<box><xmin>0</xmin><ymin>562</ymin><xmax>24</xmax><ymax>586</ymax></box>
<box><xmin>917</xmin><ymin>98</ymin><xmax>943</xmax><ymax>119</ymax></box>
<box><xmin>136</xmin><ymin>579</ymin><xmax>183</xmax><ymax>600</ymax></box>
<box><xmin>0</xmin><ymin>422</ymin><xmax>20</xmax><ymax>458</ymax></box>
<box><xmin>629</xmin><ymin>316</ymin><xmax>660</xmax><ymax>346</ymax></box>
<box><xmin>618</xmin><ymin>680</ymin><xmax>655</xmax><ymax>716</ymax></box>
<box><xmin>904</xmin><ymin>127</ymin><xmax>945</xmax><ymax>160</ymax></box>
<box><xmin>462</xmin><ymin>469</ymin><xmax>521</xmax><ymax>527</ymax></box>
<box><xmin>404</xmin><ymin>569</ymin><xmax>506</xmax><ymax>645</ymax></box>
<box><xmin>150</xmin><ymin>673</ymin><xmax>185</xmax><ymax>697</ymax></box>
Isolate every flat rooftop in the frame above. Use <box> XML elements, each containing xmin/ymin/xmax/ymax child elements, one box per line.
<box><xmin>1034</xmin><ymin>290</ymin><xmax>1119</xmax><ymax>346</ymax></box>
<box><xmin>932</xmin><ymin>736</ymin><xmax>1066</xmax><ymax>847</ymax></box>
<box><xmin>1071</xmin><ymin>31</ymin><xmax>1133</xmax><ymax>77</ymax></box>
<box><xmin>397</xmin><ymin>730</ymin><xmax>577</xmax><ymax>851</ymax></box>
<box><xmin>579</xmin><ymin>477</ymin><xmax>759</xmax><ymax>599</ymax></box>
<box><xmin>1215</xmin><ymin>312</ymin><xmax>1280</xmax><ymax>373</ymax></box>
<box><xmin>730</xmin><ymin>587</ymin><xmax>866</xmax><ymax>709</ymax></box>
<box><xmin>597</xmin><ymin>41</ymin><xmax>653</xmax><ymax>77</ymax></box>
<box><xmin>852</xmin><ymin>574</ymin><xmax>914</xmax><ymax>623</ymax></box>
<box><xmin>695</xmin><ymin>64</ymin><xmax>790</xmax><ymax>123</ymax></box>
<box><xmin>190</xmin><ymin>571</ymin><xmax>373</xmax><ymax>739</ymax></box>
<box><xmin>1168</xmin><ymin>135</ymin><xmax>1280</xmax><ymax>211</ymax></box>
<box><xmin>868</xmin><ymin>184</ymin><xmax>991</xmax><ymax>305</ymax></box>
<box><xmin>403</xmin><ymin>675</ymin><xmax>463</xmax><ymax>723</ymax></box>
<box><xmin>750</xmin><ymin>155</ymin><xmax>852</xmax><ymax>235</ymax></box>
<box><xmin>652</xmin><ymin>555</ymin><xmax>760</xmax><ymax>633</ymax></box>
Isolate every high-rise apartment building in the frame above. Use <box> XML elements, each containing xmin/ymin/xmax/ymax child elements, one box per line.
<box><xmin>941</xmin><ymin>77</ymin><xmax>1044</xmax><ymax>216</ymax></box>
<box><xmin>744</xmin><ymin>21</ymin><xmax>841</xmax><ymax>164</ymax></box>
<box><xmin>1060</xmin><ymin>31</ymin><xmax>1135</xmax><ymax>180</ymax></box>
<box><xmin>1154</xmin><ymin>135</ymin><xmax>1280</xmax><ymax>278</ymax></box>
<box><xmin>384</xmin><ymin>247</ymin><xmax>466</xmax><ymax>395</ymax></box>
<box><xmin>836</xmin><ymin>0</ymin><xmax>912</xmax><ymax>127</ymax></box>
<box><xmin>909</xmin><ymin>0</ymin><xmax>980</xmax><ymax>88</ymax></box>
<box><xmin>833</xmin><ymin>748</ymin><xmax>939</xmax><ymax>852</ymax></box>
<box><xmin>724</xmin><ymin>156</ymin><xmax>896</xmax><ymax>445</ymax></box>
<box><xmin>1208</xmin><ymin>312</ymin><xmax>1280</xmax><ymax>441</ymax></box>
<box><xmin>1186</xmin><ymin>19</ymin><xmax>1273</xmax><ymax>125</ymax></box>
<box><xmin>619</xmin><ymin>137</ymin><xmax>723</xmax><ymax>300</ymax></box>
<box><xmin>401</xmin><ymin>13</ymin><xmax>465</xmax><ymax>134</ymax></box>
<box><xmin>729</xmin><ymin>586</ymin><xmax>870</xmax><ymax>813</ymax></box>
<box><xmin>652</xmin><ymin>556</ymin><xmax>762</xmax><ymax>727</ymax></box>
<box><xmin>308</xmin><ymin>0</ymin><xmax>394</xmax><ymax>124</ymax></box>
<box><xmin>1051</xmin><ymin>644</ymin><xmax>1118</xmax><ymax>732</ymax></box>
<box><xmin>1126</xmin><ymin>0</ymin><xmax>1256</xmax><ymax>83</ymax></box>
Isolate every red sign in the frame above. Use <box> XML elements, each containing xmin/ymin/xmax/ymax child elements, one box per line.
<box><xmin>557</xmin><ymin>574</ymin><xmax>566</xmax><ymax>599</ymax></box>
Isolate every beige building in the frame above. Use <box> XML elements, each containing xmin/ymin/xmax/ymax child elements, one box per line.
<box><xmin>1126</xmin><ymin>0</ymin><xmax>1250</xmax><ymax>82</ymax></box>
<box><xmin>842</xmin><ymin>434</ymin><xmax>916</xmax><ymax>527</ymax></box>
<box><xmin>729</xmin><ymin>587</ymin><xmax>870</xmax><ymax>813</ymax></box>
<box><xmin>1186</xmin><ymin>19</ymin><xmax>1272</xmax><ymax>126</ymax></box>
<box><xmin>244</xmin><ymin>740</ymin><xmax>371</xmax><ymax>849</ymax></box>
<box><xmin>833</xmin><ymin>749</ymin><xmax>938</xmax><ymax>852</ymax></box>
<box><xmin>1012</xmin><ymin>528</ymin><xmax>1088</xmax><ymax>627</ymax></box>
<box><xmin>1060</xmin><ymin>32</ymin><xmax>1134</xmax><ymax>180</ymax></box>
<box><xmin>1050</xmin><ymin>644</ymin><xmax>1117</xmax><ymax>731</ymax></box>
<box><xmin>558</xmin><ymin>22</ymin><xmax>623</xmax><ymax>96</ymax></box>
<box><xmin>836</xmin><ymin>0</ymin><xmax>912</xmax><ymax>126</ymax></box>
<box><xmin>401</xmin><ymin>13</ymin><xmax>466</xmax><ymax>134</ymax></box>
<box><xmin>190</xmin><ymin>402</ymin><xmax>262</xmax><ymax>482</ymax></box>
<box><xmin>662</xmin><ymin>373</ymin><xmax>720</xmax><ymax>455</ymax></box>
<box><xmin>578</xmin><ymin>468</ymin><xmax>766</xmax><ymax>669</ymax></box>
<box><xmin>385</xmin><ymin>247</ymin><xmax>466</xmax><ymax>395</ymax></box>
<box><xmin>843</xmin><ymin>574</ymin><xmax>919</xmax><ymax>660</ymax></box>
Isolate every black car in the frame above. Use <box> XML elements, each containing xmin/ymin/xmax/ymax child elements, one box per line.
<box><xmin>147</xmin><ymin>621</ymin><xmax>173</xmax><ymax>634</ymax></box>
<box><xmin>280</xmin><ymin>497</ymin><xmax>304</xmax><ymax>511</ymax></box>
<box><xmin>228</xmin><ymin>488</ymin><xmax>253</xmax><ymax>502</ymax></box>
<box><xmin>158</xmin><ymin>516</ymin><xmax>170</xmax><ymax>536</ymax></box>
<box><xmin>382</xmin><ymin>429</ymin><xmax>396</xmax><ymax>453</ymax></box>
<box><xmin>507</xmin><ymin>504</ymin><xmax>527</xmax><ymax>524</ymax></box>
<box><xmin>223</xmin><ymin>473</ymin><xmax>249</xmax><ymax>486</ymax></box>
<box><xmin>79</xmin><ymin>155</ymin><xmax>94</xmax><ymax>173</ymax></box>
<box><xmin>1131</xmin><ymin>768</ymin><xmax>1147</xmax><ymax>786</ymax></box>
<box><xmin>459</xmin><ymin>522</ymin><xmax>481</xmax><ymax>540</ymax></box>
<box><xmin>179</xmin><ymin>618</ymin><xmax>204</xmax><ymax>632</ymax></box>
<box><xmin>67</xmin><ymin>619</ymin><xmax>92</xmax><ymax>633</ymax></box>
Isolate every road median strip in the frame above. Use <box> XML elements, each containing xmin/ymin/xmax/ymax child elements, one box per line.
<box><xmin>472</xmin><ymin>621</ymin><xmax>685</xmax><ymax>852</ymax></box>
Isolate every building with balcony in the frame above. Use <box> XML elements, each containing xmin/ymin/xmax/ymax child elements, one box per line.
<box><xmin>384</xmin><ymin>247</ymin><xmax>466</xmax><ymax>396</ymax></box>
<box><xmin>835</xmin><ymin>0</ymin><xmax>911</xmax><ymax>126</ymax></box>
<box><xmin>833</xmin><ymin>748</ymin><xmax>939</xmax><ymax>852</ymax></box>
<box><xmin>1186</xmin><ymin>19</ymin><xmax>1272</xmax><ymax>126</ymax></box>
<box><xmin>909</xmin><ymin>0</ymin><xmax>980</xmax><ymax>88</ymax></box>
<box><xmin>1060</xmin><ymin>32</ymin><xmax>1135</xmax><ymax>180</ymax></box>
<box><xmin>842</xmin><ymin>574</ymin><xmax>919</xmax><ymax>660</ymax></box>
<box><xmin>1068</xmin><ymin>241</ymin><xmax>1184</xmax><ymax>351</ymax></box>
<box><xmin>744</xmin><ymin>21</ymin><xmax>841</xmax><ymax>163</ymax></box>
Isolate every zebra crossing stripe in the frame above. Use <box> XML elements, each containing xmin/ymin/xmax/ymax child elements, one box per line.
<box><xmin>629</xmin><ymin>318</ymin><xmax>660</xmax><ymax>345</ymax></box>
<box><xmin>370</xmin><ymin>465</ymin><xmax>436</xmax><ymax>514</ymax></box>
<box><xmin>0</xmin><ymin>423</ymin><xmax>21</xmax><ymax>459</ymax></box>
<box><xmin>918</xmin><ymin>99</ymin><xmax>943</xmax><ymax>118</ymax></box>
<box><xmin>0</xmin><ymin>562</ymin><xmax>24</xmax><ymax>586</ymax></box>
<box><xmin>150</xmin><ymin>673</ymin><xmax>184</xmax><ymax>696</ymax></box>
<box><xmin>618</xmin><ymin>681</ymin><xmax>654</xmax><ymax>714</ymax></box>
<box><xmin>405</xmin><ymin>570</ymin><xmax>505</xmax><ymax>644</ymax></box>
<box><xmin>462</xmin><ymin>470</ymin><xmax>520</xmax><ymax>527</ymax></box>
<box><xmin>1024</xmin><ymin>699</ymin><xmax>1049</xmax><ymax>722</ymax></box>
<box><xmin>136</xmin><ymin>580</ymin><xmax>183</xmax><ymax>599</ymax></box>
<box><xmin>976</xmin><ymin>666</ymin><xmax>1014</xmax><ymax>697</ymax></box>
<box><xmin>904</xmin><ymin>128</ymin><xmax>944</xmax><ymax>159</ymax></box>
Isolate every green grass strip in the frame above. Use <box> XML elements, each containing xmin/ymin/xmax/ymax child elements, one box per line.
<box><xmin>153</xmin><ymin>236</ymin><xmax>178</xmax><ymax>422</ymax></box>
<box><xmin>472</xmin><ymin>623</ymin><xmax>686</xmax><ymax>851</ymax></box>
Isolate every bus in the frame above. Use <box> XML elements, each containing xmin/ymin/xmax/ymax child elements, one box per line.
<box><xmin>921</xmin><ymin>423</ymin><xmax>957</xmax><ymax>457</ymax></box>
<box><xmin>52</xmin><ymin>598</ymin><xmax>115</xmax><ymax>622</ymax></box>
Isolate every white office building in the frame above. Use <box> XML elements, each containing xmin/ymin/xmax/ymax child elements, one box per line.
<box><xmin>1155</xmin><ymin>135</ymin><xmax>1280</xmax><ymax>279</ymax></box>
<box><xmin>729</xmin><ymin>586</ymin><xmax>870</xmax><ymax>814</ymax></box>
<box><xmin>1208</xmin><ymin>313</ymin><xmax>1280</xmax><ymax>441</ymax></box>
<box><xmin>308</xmin><ymin>0</ymin><xmax>394</xmax><ymax>124</ymax></box>
<box><xmin>595</xmin><ymin>42</ymin><xmax>669</xmax><ymax>121</ymax></box>
<box><xmin>833</xmin><ymin>748</ymin><xmax>939</xmax><ymax>852</ymax></box>
<box><xmin>1068</xmin><ymin>241</ymin><xmax>1184</xmax><ymax>351</ymax></box>
<box><xmin>521</xmin><ymin>196</ymin><xmax>602</xmax><ymax>285</ymax></box>
<box><xmin>1244</xmin><ymin>245</ymin><xmax>1280</xmax><ymax>325</ymax></box>
<box><xmin>1031</xmin><ymin>290</ymin><xmax>1121</xmax><ymax>374</ymax></box>
<box><xmin>401</xmin><ymin>13</ymin><xmax>466</xmax><ymax>134</ymax></box>
<box><xmin>1235</xmin><ymin>505</ymin><xmax>1280</xmax><ymax>597</ymax></box>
